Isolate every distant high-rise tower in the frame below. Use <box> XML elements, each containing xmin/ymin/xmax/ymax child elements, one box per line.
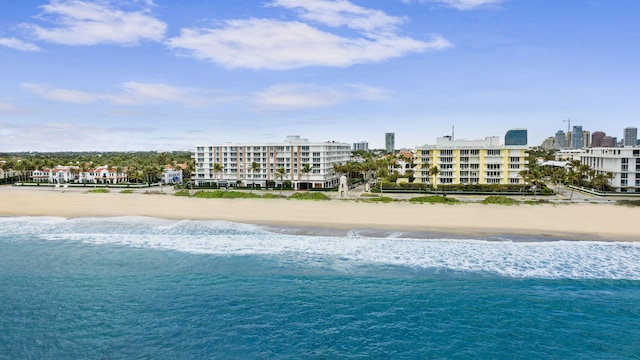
<box><xmin>554</xmin><ymin>130</ymin><xmax>567</xmax><ymax>149</ymax></box>
<box><xmin>571</xmin><ymin>126</ymin><xmax>583</xmax><ymax>149</ymax></box>
<box><xmin>504</xmin><ymin>128</ymin><xmax>528</xmax><ymax>146</ymax></box>
<box><xmin>385</xmin><ymin>133</ymin><xmax>395</xmax><ymax>153</ymax></box>
<box><xmin>353</xmin><ymin>141</ymin><xmax>369</xmax><ymax>152</ymax></box>
<box><xmin>582</xmin><ymin>130</ymin><xmax>591</xmax><ymax>148</ymax></box>
<box><xmin>624</xmin><ymin>127</ymin><xmax>638</xmax><ymax>146</ymax></box>
<box><xmin>591</xmin><ymin>131</ymin><xmax>606</xmax><ymax>147</ymax></box>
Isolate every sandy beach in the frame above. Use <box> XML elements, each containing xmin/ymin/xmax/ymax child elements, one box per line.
<box><xmin>1</xmin><ymin>187</ymin><xmax>639</xmax><ymax>241</ymax></box>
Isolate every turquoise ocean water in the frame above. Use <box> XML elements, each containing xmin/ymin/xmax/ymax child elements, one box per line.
<box><xmin>1</xmin><ymin>216</ymin><xmax>639</xmax><ymax>359</ymax></box>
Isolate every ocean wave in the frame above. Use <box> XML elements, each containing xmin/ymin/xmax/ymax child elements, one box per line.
<box><xmin>2</xmin><ymin>216</ymin><xmax>640</xmax><ymax>280</ymax></box>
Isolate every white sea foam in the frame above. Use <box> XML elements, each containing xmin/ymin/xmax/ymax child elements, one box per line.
<box><xmin>2</xmin><ymin>216</ymin><xmax>640</xmax><ymax>280</ymax></box>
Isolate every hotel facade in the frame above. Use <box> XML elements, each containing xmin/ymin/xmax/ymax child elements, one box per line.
<box><xmin>193</xmin><ymin>136</ymin><xmax>351</xmax><ymax>189</ymax></box>
<box><xmin>415</xmin><ymin>136</ymin><xmax>528</xmax><ymax>186</ymax></box>
<box><xmin>580</xmin><ymin>147</ymin><xmax>640</xmax><ymax>192</ymax></box>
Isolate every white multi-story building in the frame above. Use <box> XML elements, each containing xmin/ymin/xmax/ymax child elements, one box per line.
<box><xmin>415</xmin><ymin>136</ymin><xmax>528</xmax><ymax>186</ymax></box>
<box><xmin>581</xmin><ymin>147</ymin><xmax>640</xmax><ymax>192</ymax></box>
<box><xmin>193</xmin><ymin>136</ymin><xmax>351</xmax><ymax>189</ymax></box>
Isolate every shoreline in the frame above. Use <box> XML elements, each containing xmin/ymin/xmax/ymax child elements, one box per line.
<box><xmin>1</xmin><ymin>187</ymin><xmax>639</xmax><ymax>242</ymax></box>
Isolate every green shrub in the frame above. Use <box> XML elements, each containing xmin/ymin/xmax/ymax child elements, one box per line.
<box><xmin>481</xmin><ymin>195</ymin><xmax>519</xmax><ymax>205</ymax></box>
<box><xmin>616</xmin><ymin>199</ymin><xmax>640</xmax><ymax>207</ymax></box>
<box><xmin>261</xmin><ymin>193</ymin><xmax>286</xmax><ymax>199</ymax></box>
<box><xmin>192</xmin><ymin>190</ymin><xmax>261</xmax><ymax>199</ymax></box>
<box><xmin>174</xmin><ymin>190</ymin><xmax>191</xmax><ymax>197</ymax></box>
<box><xmin>409</xmin><ymin>196</ymin><xmax>459</xmax><ymax>204</ymax></box>
<box><xmin>86</xmin><ymin>189</ymin><xmax>110</xmax><ymax>194</ymax></box>
<box><xmin>289</xmin><ymin>192</ymin><xmax>330</xmax><ymax>201</ymax></box>
<box><xmin>523</xmin><ymin>199</ymin><xmax>551</xmax><ymax>205</ymax></box>
<box><xmin>365</xmin><ymin>196</ymin><xmax>395</xmax><ymax>203</ymax></box>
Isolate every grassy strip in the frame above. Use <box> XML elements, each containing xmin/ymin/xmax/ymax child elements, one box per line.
<box><xmin>289</xmin><ymin>192</ymin><xmax>330</xmax><ymax>201</ymax></box>
<box><xmin>192</xmin><ymin>190</ymin><xmax>262</xmax><ymax>199</ymax></box>
<box><xmin>363</xmin><ymin>196</ymin><xmax>396</xmax><ymax>203</ymax></box>
<box><xmin>616</xmin><ymin>199</ymin><xmax>640</xmax><ymax>207</ymax></box>
<box><xmin>174</xmin><ymin>190</ymin><xmax>191</xmax><ymax>197</ymax></box>
<box><xmin>120</xmin><ymin>189</ymin><xmax>134</xmax><ymax>194</ymax></box>
<box><xmin>409</xmin><ymin>196</ymin><xmax>460</xmax><ymax>204</ymax></box>
<box><xmin>86</xmin><ymin>189</ymin><xmax>110</xmax><ymax>194</ymax></box>
<box><xmin>481</xmin><ymin>195</ymin><xmax>519</xmax><ymax>206</ymax></box>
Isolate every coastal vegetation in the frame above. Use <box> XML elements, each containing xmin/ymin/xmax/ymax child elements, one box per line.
<box><xmin>481</xmin><ymin>196</ymin><xmax>519</xmax><ymax>206</ymax></box>
<box><xmin>192</xmin><ymin>190</ymin><xmax>262</xmax><ymax>199</ymax></box>
<box><xmin>409</xmin><ymin>196</ymin><xmax>460</xmax><ymax>204</ymax></box>
<box><xmin>0</xmin><ymin>151</ymin><xmax>194</xmax><ymax>185</ymax></box>
<box><xmin>288</xmin><ymin>192</ymin><xmax>331</xmax><ymax>201</ymax></box>
<box><xmin>615</xmin><ymin>199</ymin><xmax>640</xmax><ymax>207</ymax></box>
<box><xmin>86</xmin><ymin>189</ymin><xmax>110</xmax><ymax>194</ymax></box>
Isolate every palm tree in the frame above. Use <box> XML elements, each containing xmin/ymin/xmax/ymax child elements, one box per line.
<box><xmin>276</xmin><ymin>167</ymin><xmax>287</xmax><ymax>195</ymax></box>
<box><xmin>550</xmin><ymin>167</ymin><xmax>565</xmax><ymax>194</ymax></box>
<box><xmin>428</xmin><ymin>166</ymin><xmax>439</xmax><ymax>191</ymax></box>
<box><xmin>249</xmin><ymin>162</ymin><xmax>260</xmax><ymax>193</ymax></box>
<box><xmin>566</xmin><ymin>169</ymin><xmax>582</xmax><ymax>200</ymax></box>
<box><xmin>529</xmin><ymin>168</ymin><xmax>543</xmax><ymax>199</ymax></box>
<box><xmin>213</xmin><ymin>163</ymin><xmax>223</xmax><ymax>188</ymax></box>
<box><xmin>301</xmin><ymin>163</ymin><xmax>312</xmax><ymax>190</ymax></box>
<box><xmin>605</xmin><ymin>172</ymin><xmax>615</xmax><ymax>192</ymax></box>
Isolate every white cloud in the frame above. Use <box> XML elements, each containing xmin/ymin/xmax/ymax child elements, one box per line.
<box><xmin>0</xmin><ymin>37</ymin><xmax>42</xmax><ymax>51</ymax></box>
<box><xmin>404</xmin><ymin>0</ymin><xmax>506</xmax><ymax>10</ymax></box>
<box><xmin>255</xmin><ymin>84</ymin><xmax>343</xmax><ymax>110</ymax></box>
<box><xmin>22</xmin><ymin>0</ymin><xmax>166</xmax><ymax>45</ymax></box>
<box><xmin>254</xmin><ymin>83</ymin><xmax>389</xmax><ymax>110</ymax></box>
<box><xmin>21</xmin><ymin>82</ymin><xmax>230</xmax><ymax>106</ymax></box>
<box><xmin>104</xmin><ymin>82</ymin><xmax>223</xmax><ymax>106</ymax></box>
<box><xmin>346</xmin><ymin>84</ymin><xmax>391</xmax><ymax>101</ymax></box>
<box><xmin>22</xmin><ymin>83</ymin><xmax>97</xmax><ymax>103</ymax></box>
<box><xmin>268</xmin><ymin>0</ymin><xmax>405</xmax><ymax>33</ymax></box>
<box><xmin>0</xmin><ymin>102</ymin><xmax>18</xmax><ymax>111</ymax></box>
<box><xmin>167</xmin><ymin>1</ymin><xmax>451</xmax><ymax>70</ymax></box>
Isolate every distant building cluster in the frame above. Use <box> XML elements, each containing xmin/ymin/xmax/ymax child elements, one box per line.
<box><xmin>541</xmin><ymin>125</ymin><xmax>638</xmax><ymax>151</ymax></box>
<box><xmin>538</xmin><ymin>124</ymin><xmax>639</xmax><ymax>193</ymax></box>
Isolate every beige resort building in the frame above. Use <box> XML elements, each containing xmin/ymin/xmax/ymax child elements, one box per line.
<box><xmin>415</xmin><ymin>136</ymin><xmax>528</xmax><ymax>186</ymax></box>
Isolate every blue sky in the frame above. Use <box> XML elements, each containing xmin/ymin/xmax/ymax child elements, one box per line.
<box><xmin>1</xmin><ymin>0</ymin><xmax>639</xmax><ymax>151</ymax></box>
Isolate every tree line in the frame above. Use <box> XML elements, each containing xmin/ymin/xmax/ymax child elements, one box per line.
<box><xmin>0</xmin><ymin>151</ymin><xmax>195</xmax><ymax>184</ymax></box>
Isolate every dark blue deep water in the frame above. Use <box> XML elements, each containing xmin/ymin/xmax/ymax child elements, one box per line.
<box><xmin>1</xmin><ymin>217</ymin><xmax>639</xmax><ymax>359</ymax></box>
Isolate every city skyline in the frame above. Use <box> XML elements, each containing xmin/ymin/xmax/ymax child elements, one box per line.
<box><xmin>1</xmin><ymin>0</ymin><xmax>639</xmax><ymax>151</ymax></box>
